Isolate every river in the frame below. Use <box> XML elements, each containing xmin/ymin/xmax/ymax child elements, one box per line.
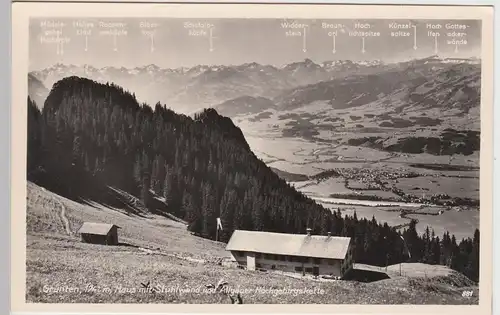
<box><xmin>310</xmin><ymin>196</ymin><xmax>431</xmax><ymax>208</ymax></box>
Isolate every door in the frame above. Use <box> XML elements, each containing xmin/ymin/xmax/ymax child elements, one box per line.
<box><xmin>313</xmin><ymin>266</ymin><xmax>319</xmax><ymax>276</ymax></box>
<box><xmin>247</xmin><ymin>252</ymin><xmax>256</xmax><ymax>271</ymax></box>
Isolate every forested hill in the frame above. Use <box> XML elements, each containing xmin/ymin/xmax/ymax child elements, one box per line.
<box><xmin>27</xmin><ymin>76</ymin><xmax>479</xmax><ymax>282</ymax></box>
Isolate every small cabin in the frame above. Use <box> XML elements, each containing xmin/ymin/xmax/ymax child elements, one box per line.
<box><xmin>77</xmin><ymin>222</ymin><xmax>120</xmax><ymax>245</ymax></box>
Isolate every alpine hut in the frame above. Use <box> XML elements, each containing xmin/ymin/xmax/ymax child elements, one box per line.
<box><xmin>77</xmin><ymin>222</ymin><xmax>121</xmax><ymax>245</ymax></box>
<box><xmin>226</xmin><ymin>228</ymin><xmax>354</xmax><ymax>278</ymax></box>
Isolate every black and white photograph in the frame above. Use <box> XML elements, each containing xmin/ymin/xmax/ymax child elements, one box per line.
<box><xmin>15</xmin><ymin>3</ymin><xmax>493</xmax><ymax>310</ymax></box>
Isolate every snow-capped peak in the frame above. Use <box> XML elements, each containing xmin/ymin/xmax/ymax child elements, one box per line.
<box><xmin>414</xmin><ymin>55</ymin><xmax>480</xmax><ymax>65</ymax></box>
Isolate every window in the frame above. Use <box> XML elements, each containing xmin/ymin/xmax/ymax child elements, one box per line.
<box><xmin>295</xmin><ymin>267</ymin><xmax>303</xmax><ymax>272</ymax></box>
<box><xmin>305</xmin><ymin>267</ymin><xmax>313</xmax><ymax>273</ymax></box>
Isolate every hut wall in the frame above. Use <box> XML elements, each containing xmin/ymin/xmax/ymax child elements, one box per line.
<box><xmin>81</xmin><ymin>233</ymin><xmax>108</xmax><ymax>245</ymax></box>
<box><xmin>107</xmin><ymin>227</ymin><xmax>119</xmax><ymax>245</ymax></box>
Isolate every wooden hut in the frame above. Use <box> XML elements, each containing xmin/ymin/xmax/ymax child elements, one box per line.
<box><xmin>77</xmin><ymin>222</ymin><xmax>120</xmax><ymax>245</ymax></box>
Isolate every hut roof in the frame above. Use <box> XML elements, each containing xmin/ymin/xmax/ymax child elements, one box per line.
<box><xmin>226</xmin><ymin>230</ymin><xmax>351</xmax><ymax>260</ymax></box>
<box><xmin>77</xmin><ymin>222</ymin><xmax>120</xmax><ymax>235</ymax></box>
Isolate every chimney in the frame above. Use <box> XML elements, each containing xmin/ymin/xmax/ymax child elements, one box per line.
<box><xmin>327</xmin><ymin>232</ymin><xmax>331</xmax><ymax>237</ymax></box>
<box><xmin>306</xmin><ymin>228</ymin><xmax>312</xmax><ymax>236</ymax></box>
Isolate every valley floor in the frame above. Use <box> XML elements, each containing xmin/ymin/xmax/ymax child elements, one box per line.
<box><xmin>25</xmin><ymin>182</ymin><xmax>478</xmax><ymax>304</ymax></box>
<box><xmin>240</xmin><ymin>133</ymin><xmax>479</xmax><ymax>241</ymax></box>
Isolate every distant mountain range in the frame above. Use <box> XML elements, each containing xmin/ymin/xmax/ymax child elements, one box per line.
<box><xmin>28</xmin><ymin>55</ymin><xmax>481</xmax><ymax>114</ymax></box>
<box><xmin>227</xmin><ymin>58</ymin><xmax>481</xmax><ymax>115</ymax></box>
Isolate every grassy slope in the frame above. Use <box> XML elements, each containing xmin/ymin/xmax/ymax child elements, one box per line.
<box><xmin>26</xmin><ymin>181</ymin><xmax>478</xmax><ymax>304</ymax></box>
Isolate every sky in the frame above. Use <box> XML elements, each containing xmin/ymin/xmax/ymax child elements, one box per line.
<box><xmin>29</xmin><ymin>18</ymin><xmax>482</xmax><ymax>71</ymax></box>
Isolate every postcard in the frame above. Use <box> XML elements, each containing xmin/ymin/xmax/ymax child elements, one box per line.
<box><xmin>10</xmin><ymin>1</ymin><xmax>494</xmax><ymax>314</ymax></box>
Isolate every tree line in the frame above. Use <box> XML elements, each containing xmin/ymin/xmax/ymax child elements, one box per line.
<box><xmin>27</xmin><ymin>76</ymin><xmax>479</xmax><ymax>282</ymax></box>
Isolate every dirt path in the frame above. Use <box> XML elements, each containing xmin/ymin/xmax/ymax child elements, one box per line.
<box><xmin>57</xmin><ymin>198</ymin><xmax>72</xmax><ymax>235</ymax></box>
<box><xmin>393</xmin><ymin>213</ymin><xmax>421</xmax><ymax>231</ymax></box>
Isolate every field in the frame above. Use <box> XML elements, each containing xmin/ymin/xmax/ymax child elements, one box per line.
<box><xmin>317</xmin><ymin>203</ymin><xmax>410</xmax><ymax>227</ymax></box>
<box><xmin>26</xmin><ymin>182</ymin><xmax>478</xmax><ymax>304</ymax></box>
<box><xmin>316</xmin><ymin>202</ymin><xmax>478</xmax><ymax>240</ymax></box>
<box><xmin>410</xmin><ymin>210</ymin><xmax>479</xmax><ymax>240</ymax></box>
<box><xmin>385</xmin><ymin>177</ymin><xmax>479</xmax><ymax>200</ymax></box>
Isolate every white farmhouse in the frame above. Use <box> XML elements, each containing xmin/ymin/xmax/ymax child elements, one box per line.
<box><xmin>225</xmin><ymin>229</ymin><xmax>354</xmax><ymax>278</ymax></box>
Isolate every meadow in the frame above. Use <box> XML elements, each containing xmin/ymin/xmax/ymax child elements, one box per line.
<box><xmin>26</xmin><ymin>182</ymin><xmax>478</xmax><ymax>304</ymax></box>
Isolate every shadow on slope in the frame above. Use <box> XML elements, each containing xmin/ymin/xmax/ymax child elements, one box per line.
<box><xmin>343</xmin><ymin>267</ymin><xmax>390</xmax><ymax>283</ymax></box>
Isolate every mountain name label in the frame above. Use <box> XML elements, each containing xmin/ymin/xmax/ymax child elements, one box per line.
<box><xmin>391</xmin><ymin>31</ymin><xmax>410</xmax><ymax>37</ymax></box>
<box><xmin>73</xmin><ymin>21</ymin><xmax>94</xmax><ymax>36</ymax></box>
<box><xmin>388</xmin><ymin>22</ymin><xmax>412</xmax><ymax>29</ymax></box>
<box><xmin>99</xmin><ymin>29</ymin><xmax>128</xmax><ymax>36</ymax></box>
<box><xmin>98</xmin><ymin>22</ymin><xmax>128</xmax><ymax>36</ymax></box>
<box><xmin>139</xmin><ymin>21</ymin><xmax>160</xmax><ymax>37</ymax></box>
<box><xmin>348</xmin><ymin>30</ymin><xmax>381</xmax><ymax>37</ymax></box>
<box><xmin>140</xmin><ymin>22</ymin><xmax>160</xmax><ymax>29</ymax></box>
<box><xmin>39</xmin><ymin>20</ymin><xmax>71</xmax><ymax>45</ymax></box>
<box><xmin>281</xmin><ymin>22</ymin><xmax>308</xmax><ymax>37</ymax></box>
<box><xmin>99</xmin><ymin>22</ymin><xmax>127</xmax><ymax>29</ymax></box>
<box><xmin>321</xmin><ymin>22</ymin><xmax>344</xmax><ymax>29</ymax></box>
<box><xmin>448</xmin><ymin>39</ymin><xmax>467</xmax><ymax>45</ymax></box>
<box><xmin>40</xmin><ymin>20</ymin><xmax>65</xmax><ymax>28</ymax></box>
<box><xmin>281</xmin><ymin>22</ymin><xmax>308</xmax><ymax>29</ymax></box>
<box><xmin>184</xmin><ymin>21</ymin><xmax>215</xmax><ymax>37</ymax></box>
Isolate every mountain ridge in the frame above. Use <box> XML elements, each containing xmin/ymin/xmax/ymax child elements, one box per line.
<box><xmin>30</xmin><ymin>55</ymin><xmax>480</xmax><ymax>77</ymax></box>
<box><xmin>213</xmin><ymin>60</ymin><xmax>480</xmax><ymax>120</ymax></box>
<box><xmin>28</xmin><ymin>73</ymin><xmax>49</xmax><ymax>108</ymax></box>
<box><xmin>29</xmin><ymin>56</ymin><xmax>481</xmax><ymax>113</ymax></box>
